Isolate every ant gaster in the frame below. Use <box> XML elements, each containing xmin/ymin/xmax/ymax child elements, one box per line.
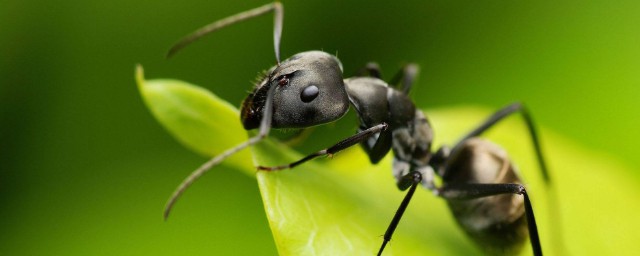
<box><xmin>163</xmin><ymin>2</ymin><xmax>550</xmax><ymax>256</ymax></box>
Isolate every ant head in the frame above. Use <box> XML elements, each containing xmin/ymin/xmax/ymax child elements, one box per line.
<box><xmin>241</xmin><ymin>51</ymin><xmax>349</xmax><ymax>129</ymax></box>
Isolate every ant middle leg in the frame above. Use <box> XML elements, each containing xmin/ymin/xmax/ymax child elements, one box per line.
<box><xmin>378</xmin><ymin>171</ymin><xmax>423</xmax><ymax>256</ymax></box>
<box><xmin>257</xmin><ymin>123</ymin><xmax>389</xmax><ymax>171</ymax></box>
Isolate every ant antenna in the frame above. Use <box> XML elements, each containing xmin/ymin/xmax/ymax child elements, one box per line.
<box><xmin>164</xmin><ymin>84</ymin><xmax>277</xmax><ymax>220</ymax></box>
<box><xmin>164</xmin><ymin>2</ymin><xmax>284</xmax><ymax>219</ymax></box>
<box><xmin>166</xmin><ymin>2</ymin><xmax>283</xmax><ymax>64</ymax></box>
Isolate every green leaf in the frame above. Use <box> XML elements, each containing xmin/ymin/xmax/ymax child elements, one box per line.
<box><xmin>135</xmin><ymin>65</ymin><xmax>252</xmax><ymax>173</ymax></box>
<box><xmin>136</xmin><ymin>66</ymin><xmax>640</xmax><ymax>255</ymax></box>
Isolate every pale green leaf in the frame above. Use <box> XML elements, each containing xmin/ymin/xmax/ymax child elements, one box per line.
<box><xmin>255</xmin><ymin>108</ymin><xmax>640</xmax><ymax>255</ymax></box>
<box><xmin>136</xmin><ymin>66</ymin><xmax>640</xmax><ymax>255</ymax></box>
<box><xmin>135</xmin><ymin>65</ymin><xmax>252</xmax><ymax>173</ymax></box>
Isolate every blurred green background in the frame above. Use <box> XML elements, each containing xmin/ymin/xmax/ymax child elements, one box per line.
<box><xmin>2</xmin><ymin>0</ymin><xmax>639</xmax><ymax>255</ymax></box>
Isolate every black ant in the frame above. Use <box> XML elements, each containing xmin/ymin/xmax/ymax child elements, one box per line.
<box><xmin>163</xmin><ymin>2</ymin><xmax>550</xmax><ymax>255</ymax></box>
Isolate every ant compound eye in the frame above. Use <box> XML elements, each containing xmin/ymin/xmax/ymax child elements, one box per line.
<box><xmin>278</xmin><ymin>76</ymin><xmax>289</xmax><ymax>86</ymax></box>
<box><xmin>300</xmin><ymin>84</ymin><xmax>319</xmax><ymax>103</ymax></box>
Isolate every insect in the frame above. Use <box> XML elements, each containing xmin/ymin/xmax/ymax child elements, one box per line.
<box><xmin>163</xmin><ymin>2</ymin><xmax>550</xmax><ymax>255</ymax></box>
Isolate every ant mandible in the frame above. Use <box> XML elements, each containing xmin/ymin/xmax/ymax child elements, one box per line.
<box><xmin>163</xmin><ymin>2</ymin><xmax>550</xmax><ymax>255</ymax></box>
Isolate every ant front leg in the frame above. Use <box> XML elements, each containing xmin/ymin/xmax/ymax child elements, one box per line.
<box><xmin>258</xmin><ymin>123</ymin><xmax>388</xmax><ymax>171</ymax></box>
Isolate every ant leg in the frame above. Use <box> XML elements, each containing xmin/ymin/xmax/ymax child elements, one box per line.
<box><xmin>163</xmin><ymin>84</ymin><xmax>278</xmax><ymax>219</ymax></box>
<box><xmin>388</xmin><ymin>63</ymin><xmax>419</xmax><ymax>94</ymax></box>
<box><xmin>362</xmin><ymin>128</ymin><xmax>393</xmax><ymax>164</ymax></box>
<box><xmin>167</xmin><ymin>2</ymin><xmax>283</xmax><ymax>63</ymax></box>
<box><xmin>257</xmin><ymin>123</ymin><xmax>388</xmax><ymax>171</ymax></box>
<box><xmin>438</xmin><ymin>183</ymin><xmax>542</xmax><ymax>256</ymax></box>
<box><xmin>356</xmin><ymin>62</ymin><xmax>419</xmax><ymax>94</ymax></box>
<box><xmin>388</xmin><ymin>63</ymin><xmax>419</xmax><ymax>93</ymax></box>
<box><xmin>378</xmin><ymin>171</ymin><xmax>422</xmax><ymax>256</ymax></box>
<box><xmin>451</xmin><ymin>103</ymin><xmax>550</xmax><ymax>182</ymax></box>
<box><xmin>357</xmin><ymin>62</ymin><xmax>383</xmax><ymax>78</ymax></box>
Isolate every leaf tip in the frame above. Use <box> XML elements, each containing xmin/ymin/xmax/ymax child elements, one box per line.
<box><xmin>135</xmin><ymin>64</ymin><xmax>145</xmax><ymax>90</ymax></box>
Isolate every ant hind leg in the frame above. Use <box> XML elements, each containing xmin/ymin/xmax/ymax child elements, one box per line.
<box><xmin>438</xmin><ymin>183</ymin><xmax>542</xmax><ymax>256</ymax></box>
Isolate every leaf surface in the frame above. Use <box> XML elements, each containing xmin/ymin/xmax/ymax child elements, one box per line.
<box><xmin>137</xmin><ymin>66</ymin><xmax>640</xmax><ymax>255</ymax></box>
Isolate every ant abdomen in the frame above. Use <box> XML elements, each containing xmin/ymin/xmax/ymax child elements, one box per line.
<box><xmin>444</xmin><ymin>138</ymin><xmax>529</xmax><ymax>254</ymax></box>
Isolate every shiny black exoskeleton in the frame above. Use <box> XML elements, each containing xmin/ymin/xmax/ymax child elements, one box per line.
<box><xmin>163</xmin><ymin>3</ymin><xmax>551</xmax><ymax>256</ymax></box>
